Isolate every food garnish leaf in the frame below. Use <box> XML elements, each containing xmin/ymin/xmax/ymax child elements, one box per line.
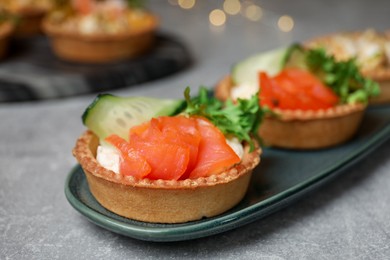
<box><xmin>183</xmin><ymin>87</ymin><xmax>264</xmax><ymax>151</ymax></box>
<box><xmin>305</xmin><ymin>48</ymin><xmax>380</xmax><ymax>104</ymax></box>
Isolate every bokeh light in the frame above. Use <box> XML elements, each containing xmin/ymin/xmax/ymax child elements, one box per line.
<box><xmin>209</xmin><ymin>9</ymin><xmax>227</xmax><ymax>26</ymax></box>
<box><xmin>244</xmin><ymin>4</ymin><xmax>263</xmax><ymax>21</ymax></box>
<box><xmin>178</xmin><ymin>0</ymin><xmax>196</xmax><ymax>9</ymax></box>
<box><xmin>278</xmin><ymin>15</ymin><xmax>294</xmax><ymax>32</ymax></box>
<box><xmin>223</xmin><ymin>0</ymin><xmax>241</xmax><ymax>15</ymax></box>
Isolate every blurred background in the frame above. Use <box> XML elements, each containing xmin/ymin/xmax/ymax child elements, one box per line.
<box><xmin>1</xmin><ymin>0</ymin><xmax>390</xmax><ymax>259</ymax></box>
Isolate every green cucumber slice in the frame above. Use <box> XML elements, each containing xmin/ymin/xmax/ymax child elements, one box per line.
<box><xmin>82</xmin><ymin>94</ymin><xmax>185</xmax><ymax>140</ymax></box>
<box><xmin>232</xmin><ymin>47</ymin><xmax>289</xmax><ymax>87</ymax></box>
<box><xmin>282</xmin><ymin>44</ymin><xmax>307</xmax><ymax>70</ymax></box>
<box><xmin>231</xmin><ymin>44</ymin><xmax>307</xmax><ymax>87</ymax></box>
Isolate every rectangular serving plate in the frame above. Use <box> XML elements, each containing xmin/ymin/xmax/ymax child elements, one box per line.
<box><xmin>65</xmin><ymin>105</ymin><xmax>390</xmax><ymax>242</ymax></box>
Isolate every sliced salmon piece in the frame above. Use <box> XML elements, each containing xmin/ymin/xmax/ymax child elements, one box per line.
<box><xmin>128</xmin><ymin>120</ymin><xmax>150</xmax><ymax>137</ymax></box>
<box><xmin>129</xmin><ymin>134</ymin><xmax>190</xmax><ymax>180</ymax></box>
<box><xmin>105</xmin><ymin>134</ymin><xmax>151</xmax><ymax>179</ymax></box>
<box><xmin>280</xmin><ymin>68</ymin><xmax>339</xmax><ymax>107</ymax></box>
<box><xmin>275</xmin><ymin>74</ymin><xmax>328</xmax><ymax>110</ymax></box>
<box><xmin>260</xmin><ymin>72</ymin><xmax>300</xmax><ymax>109</ymax></box>
<box><xmin>129</xmin><ymin>116</ymin><xmax>201</xmax><ymax>179</ymax></box>
<box><xmin>112</xmin><ymin>115</ymin><xmax>239</xmax><ymax>180</ymax></box>
<box><xmin>157</xmin><ymin>116</ymin><xmax>201</xmax><ymax>179</ymax></box>
<box><xmin>260</xmin><ymin>69</ymin><xmax>339</xmax><ymax>110</ymax></box>
<box><xmin>189</xmin><ymin>117</ymin><xmax>240</xmax><ymax>179</ymax></box>
<box><xmin>259</xmin><ymin>72</ymin><xmax>277</xmax><ymax>108</ymax></box>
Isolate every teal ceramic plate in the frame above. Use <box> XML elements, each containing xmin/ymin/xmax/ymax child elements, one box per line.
<box><xmin>65</xmin><ymin>106</ymin><xmax>390</xmax><ymax>242</ymax></box>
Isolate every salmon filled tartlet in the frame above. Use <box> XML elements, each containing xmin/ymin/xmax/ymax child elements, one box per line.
<box><xmin>216</xmin><ymin>44</ymin><xmax>379</xmax><ymax>149</ymax></box>
<box><xmin>73</xmin><ymin>88</ymin><xmax>263</xmax><ymax>223</ymax></box>
<box><xmin>306</xmin><ymin>29</ymin><xmax>390</xmax><ymax>104</ymax></box>
<box><xmin>42</xmin><ymin>0</ymin><xmax>158</xmax><ymax>63</ymax></box>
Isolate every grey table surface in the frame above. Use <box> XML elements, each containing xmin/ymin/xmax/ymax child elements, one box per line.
<box><xmin>1</xmin><ymin>0</ymin><xmax>390</xmax><ymax>259</ymax></box>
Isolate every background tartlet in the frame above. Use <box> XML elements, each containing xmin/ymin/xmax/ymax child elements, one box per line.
<box><xmin>42</xmin><ymin>3</ymin><xmax>158</xmax><ymax>63</ymax></box>
<box><xmin>73</xmin><ymin>130</ymin><xmax>261</xmax><ymax>223</ymax></box>
<box><xmin>216</xmin><ymin>76</ymin><xmax>366</xmax><ymax>149</ymax></box>
<box><xmin>306</xmin><ymin>29</ymin><xmax>390</xmax><ymax>104</ymax></box>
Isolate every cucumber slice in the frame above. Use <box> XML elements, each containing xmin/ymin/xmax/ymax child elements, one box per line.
<box><xmin>82</xmin><ymin>94</ymin><xmax>185</xmax><ymax>140</ymax></box>
<box><xmin>232</xmin><ymin>47</ymin><xmax>289</xmax><ymax>87</ymax></box>
<box><xmin>231</xmin><ymin>44</ymin><xmax>307</xmax><ymax>87</ymax></box>
<box><xmin>282</xmin><ymin>44</ymin><xmax>307</xmax><ymax>70</ymax></box>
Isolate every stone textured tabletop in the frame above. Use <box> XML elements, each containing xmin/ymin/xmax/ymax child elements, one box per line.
<box><xmin>1</xmin><ymin>0</ymin><xmax>390</xmax><ymax>259</ymax></box>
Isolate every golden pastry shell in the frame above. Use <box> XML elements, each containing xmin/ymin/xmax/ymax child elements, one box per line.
<box><xmin>42</xmin><ymin>13</ymin><xmax>159</xmax><ymax>63</ymax></box>
<box><xmin>73</xmin><ymin>130</ymin><xmax>261</xmax><ymax>223</ymax></box>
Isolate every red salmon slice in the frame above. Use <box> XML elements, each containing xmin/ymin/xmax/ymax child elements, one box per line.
<box><xmin>129</xmin><ymin>134</ymin><xmax>190</xmax><ymax>180</ymax></box>
<box><xmin>110</xmin><ymin>115</ymin><xmax>240</xmax><ymax>180</ymax></box>
<box><xmin>280</xmin><ymin>68</ymin><xmax>339</xmax><ymax>107</ymax></box>
<box><xmin>260</xmin><ymin>72</ymin><xmax>300</xmax><ymax>109</ymax></box>
<box><xmin>189</xmin><ymin>117</ymin><xmax>240</xmax><ymax>179</ymax></box>
<box><xmin>105</xmin><ymin>134</ymin><xmax>151</xmax><ymax>178</ymax></box>
<box><xmin>275</xmin><ymin>75</ymin><xmax>328</xmax><ymax>110</ymax></box>
<box><xmin>259</xmin><ymin>69</ymin><xmax>339</xmax><ymax>110</ymax></box>
<box><xmin>129</xmin><ymin>116</ymin><xmax>201</xmax><ymax>179</ymax></box>
<box><xmin>157</xmin><ymin>116</ymin><xmax>201</xmax><ymax>179</ymax></box>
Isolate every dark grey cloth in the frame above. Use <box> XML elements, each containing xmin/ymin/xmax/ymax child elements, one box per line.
<box><xmin>0</xmin><ymin>34</ymin><xmax>192</xmax><ymax>102</ymax></box>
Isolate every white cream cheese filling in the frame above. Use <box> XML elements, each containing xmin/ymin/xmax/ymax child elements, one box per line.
<box><xmin>230</xmin><ymin>82</ymin><xmax>258</xmax><ymax>100</ymax></box>
<box><xmin>96</xmin><ymin>145</ymin><xmax>121</xmax><ymax>174</ymax></box>
<box><xmin>226</xmin><ymin>137</ymin><xmax>244</xmax><ymax>159</ymax></box>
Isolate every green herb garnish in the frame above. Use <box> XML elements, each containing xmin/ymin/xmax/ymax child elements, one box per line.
<box><xmin>305</xmin><ymin>48</ymin><xmax>380</xmax><ymax>104</ymax></box>
<box><xmin>183</xmin><ymin>87</ymin><xmax>264</xmax><ymax>151</ymax></box>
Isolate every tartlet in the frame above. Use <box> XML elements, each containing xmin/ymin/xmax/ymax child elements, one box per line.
<box><xmin>306</xmin><ymin>29</ymin><xmax>390</xmax><ymax>104</ymax></box>
<box><xmin>72</xmin><ymin>89</ymin><xmax>263</xmax><ymax>223</ymax></box>
<box><xmin>216</xmin><ymin>76</ymin><xmax>366</xmax><ymax>149</ymax></box>
<box><xmin>42</xmin><ymin>3</ymin><xmax>158</xmax><ymax>63</ymax></box>
<box><xmin>73</xmin><ymin>130</ymin><xmax>261</xmax><ymax>223</ymax></box>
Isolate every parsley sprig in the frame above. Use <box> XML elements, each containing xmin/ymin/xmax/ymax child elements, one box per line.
<box><xmin>305</xmin><ymin>48</ymin><xmax>380</xmax><ymax>104</ymax></box>
<box><xmin>183</xmin><ymin>87</ymin><xmax>264</xmax><ymax>151</ymax></box>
